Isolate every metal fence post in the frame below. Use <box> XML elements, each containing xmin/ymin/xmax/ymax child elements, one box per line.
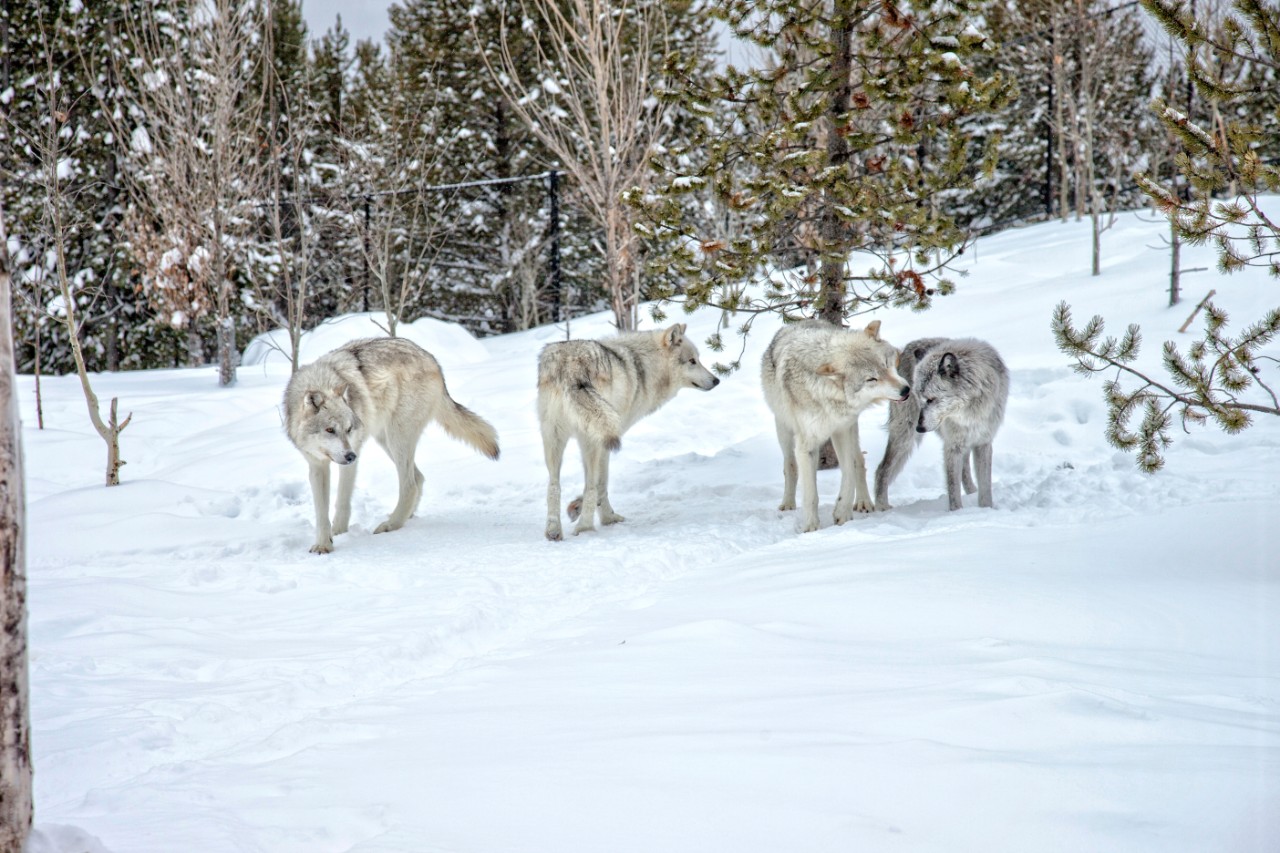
<box><xmin>547</xmin><ymin>169</ymin><xmax>564</xmax><ymax>323</ymax></box>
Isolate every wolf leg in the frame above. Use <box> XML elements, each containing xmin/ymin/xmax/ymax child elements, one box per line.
<box><xmin>597</xmin><ymin>451</ymin><xmax>625</xmax><ymax>525</ymax></box>
<box><xmin>308</xmin><ymin>461</ymin><xmax>334</xmax><ymax>554</ymax></box>
<box><xmin>375</xmin><ymin>435</ymin><xmax>419</xmax><ymax>534</ymax></box>
<box><xmin>795</xmin><ymin>435</ymin><xmax>822</xmax><ymax>533</ymax></box>
<box><xmin>973</xmin><ymin>443</ymin><xmax>995</xmax><ymax>508</ymax></box>
<box><xmin>874</xmin><ymin>405</ymin><xmax>918</xmax><ymax>511</ymax></box>
<box><xmin>543</xmin><ymin>426</ymin><xmax>569</xmax><ymax>541</ymax></box>
<box><xmin>574</xmin><ymin>440</ymin><xmax>605</xmax><ymax>535</ymax></box>
<box><xmin>943</xmin><ymin>442</ymin><xmax>967</xmax><ymax>511</ymax></box>
<box><xmin>332</xmin><ymin>459</ymin><xmax>358</xmax><ymax>535</ymax></box>
<box><xmin>775</xmin><ymin>418</ymin><xmax>798</xmax><ymax>511</ymax></box>
<box><xmin>832</xmin><ymin>421</ymin><xmax>872</xmax><ymax>524</ymax></box>
<box><xmin>962</xmin><ymin>449</ymin><xmax>977</xmax><ymax>494</ymax></box>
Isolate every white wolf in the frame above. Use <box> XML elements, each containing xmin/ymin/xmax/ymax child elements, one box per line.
<box><xmin>538</xmin><ymin>323</ymin><xmax>719</xmax><ymax>540</ymax></box>
<box><xmin>873</xmin><ymin>337</ymin><xmax>1009</xmax><ymax>511</ymax></box>
<box><xmin>284</xmin><ymin>337</ymin><xmax>500</xmax><ymax>553</ymax></box>
<box><xmin>761</xmin><ymin>319</ymin><xmax>911</xmax><ymax>533</ymax></box>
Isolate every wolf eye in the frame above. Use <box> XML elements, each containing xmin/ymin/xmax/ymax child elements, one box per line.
<box><xmin>866</xmin><ymin>377</ymin><xmax>878</xmax><ymax>383</ymax></box>
<box><xmin>325</xmin><ymin>427</ymin><xmax>336</xmax><ymax>434</ymax></box>
<box><xmin>689</xmin><ymin>358</ymin><xmax>697</xmax><ymax>365</ymax></box>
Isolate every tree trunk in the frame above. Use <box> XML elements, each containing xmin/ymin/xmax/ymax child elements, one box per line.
<box><xmin>818</xmin><ymin>0</ymin><xmax>855</xmax><ymax>325</ymax></box>
<box><xmin>0</xmin><ymin>208</ymin><xmax>33</xmax><ymax>852</ymax></box>
<box><xmin>1053</xmin><ymin>16</ymin><xmax>1070</xmax><ymax>223</ymax></box>
<box><xmin>1169</xmin><ymin>219</ymin><xmax>1181</xmax><ymax>307</ymax></box>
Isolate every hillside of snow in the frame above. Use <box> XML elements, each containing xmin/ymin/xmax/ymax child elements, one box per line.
<box><xmin>22</xmin><ymin>209</ymin><xmax>1280</xmax><ymax>852</ymax></box>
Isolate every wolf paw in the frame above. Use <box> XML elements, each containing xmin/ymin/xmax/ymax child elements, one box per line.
<box><xmin>778</xmin><ymin>500</ymin><xmax>796</xmax><ymax>512</ymax></box>
<box><xmin>373</xmin><ymin>519</ymin><xmax>403</xmax><ymax>535</ymax></box>
<box><xmin>566</xmin><ymin>497</ymin><xmax>583</xmax><ymax>522</ymax></box>
<box><xmin>800</xmin><ymin>517</ymin><xmax>820</xmax><ymax>534</ymax></box>
<box><xmin>310</xmin><ymin>540</ymin><xmax>334</xmax><ymax>554</ymax></box>
<box><xmin>573</xmin><ymin>520</ymin><xmax>597</xmax><ymax>536</ymax></box>
<box><xmin>545</xmin><ymin>524</ymin><xmax>563</xmax><ymax>542</ymax></box>
<box><xmin>600</xmin><ymin>511</ymin><xmax>625</xmax><ymax>525</ymax></box>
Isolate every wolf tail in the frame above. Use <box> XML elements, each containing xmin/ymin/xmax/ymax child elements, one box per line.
<box><xmin>436</xmin><ymin>394</ymin><xmax>501</xmax><ymax>460</ymax></box>
<box><xmin>566</xmin><ymin>383</ymin><xmax>623</xmax><ymax>452</ymax></box>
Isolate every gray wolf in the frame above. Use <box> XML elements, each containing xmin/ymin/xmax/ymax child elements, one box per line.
<box><xmin>761</xmin><ymin>319</ymin><xmax>910</xmax><ymax>533</ymax></box>
<box><xmin>538</xmin><ymin>323</ymin><xmax>719</xmax><ymax>540</ymax></box>
<box><xmin>874</xmin><ymin>337</ymin><xmax>1009</xmax><ymax>511</ymax></box>
<box><xmin>284</xmin><ymin>337</ymin><xmax>500</xmax><ymax>553</ymax></box>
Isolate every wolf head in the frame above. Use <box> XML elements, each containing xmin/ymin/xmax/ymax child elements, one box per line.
<box><xmin>817</xmin><ymin>320</ymin><xmax>911</xmax><ymax>408</ymax></box>
<box><xmin>914</xmin><ymin>350</ymin><xmax>965</xmax><ymax>434</ymax></box>
<box><xmin>295</xmin><ymin>385</ymin><xmax>365</xmax><ymax>465</ymax></box>
<box><xmin>660</xmin><ymin>323</ymin><xmax>720</xmax><ymax>391</ymax></box>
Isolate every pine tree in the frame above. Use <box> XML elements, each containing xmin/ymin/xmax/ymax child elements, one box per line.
<box><xmin>1</xmin><ymin>0</ymin><xmax>185</xmax><ymax>376</ymax></box>
<box><xmin>1054</xmin><ymin>0</ymin><xmax>1280</xmax><ymax>472</ymax></box>
<box><xmin>955</xmin><ymin>0</ymin><xmax>1161</xmax><ymax>236</ymax></box>
<box><xmin>633</xmin><ymin>0</ymin><xmax>1011</xmax><ymax>358</ymax></box>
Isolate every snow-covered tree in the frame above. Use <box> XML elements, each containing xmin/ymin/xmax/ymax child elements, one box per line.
<box><xmin>1054</xmin><ymin>0</ymin><xmax>1280</xmax><ymax>472</ymax></box>
<box><xmin>1</xmin><ymin>0</ymin><xmax>182</xmax><ymax>376</ymax></box>
<box><xmin>116</xmin><ymin>0</ymin><xmax>266</xmax><ymax>386</ymax></box>
<box><xmin>634</xmin><ymin>0</ymin><xmax>1012</xmax><ymax>352</ymax></box>
<box><xmin>478</xmin><ymin>0</ymin><xmax>684</xmax><ymax>331</ymax></box>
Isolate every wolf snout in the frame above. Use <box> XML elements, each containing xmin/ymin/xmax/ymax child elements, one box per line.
<box><xmin>341</xmin><ymin>451</ymin><xmax>357</xmax><ymax>464</ymax></box>
<box><xmin>895</xmin><ymin>384</ymin><xmax>911</xmax><ymax>401</ymax></box>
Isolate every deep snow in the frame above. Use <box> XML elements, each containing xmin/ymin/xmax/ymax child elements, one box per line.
<box><xmin>22</xmin><ymin>208</ymin><xmax>1280</xmax><ymax>852</ymax></box>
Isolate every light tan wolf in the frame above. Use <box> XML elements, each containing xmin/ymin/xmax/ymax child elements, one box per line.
<box><xmin>538</xmin><ymin>323</ymin><xmax>719</xmax><ymax>540</ymax></box>
<box><xmin>283</xmin><ymin>337</ymin><xmax>499</xmax><ymax>553</ymax></box>
<box><xmin>761</xmin><ymin>319</ymin><xmax>910</xmax><ymax>533</ymax></box>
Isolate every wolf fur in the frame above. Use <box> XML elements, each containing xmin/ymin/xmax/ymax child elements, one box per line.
<box><xmin>538</xmin><ymin>323</ymin><xmax>719</xmax><ymax>540</ymax></box>
<box><xmin>873</xmin><ymin>337</ymin><xmax>1009</xmax><ymax>511</ymax></box>
<box><xmin>761</xmin><ymin>319</ymin><xmax>911</xmax><ymax>533</ymax></box>
<box><xmin>284</xmin><ymin>337</ymin><xmax>500</xmax><ymax>553</ymax></box>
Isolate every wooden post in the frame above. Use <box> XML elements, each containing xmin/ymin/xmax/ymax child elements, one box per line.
<box><xmin>0</xmin><ymin>207</ymin><xmax>33</xmax><ymax>851</ymax></box>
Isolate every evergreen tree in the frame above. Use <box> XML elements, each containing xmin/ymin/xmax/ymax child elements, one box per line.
<box><xmin>1054</xmin><ymin>0</ymin><xmax>1280</xmax><ymax>472</ymax></box>
<box><xmin>955</xmin><ymin>0</ymin><xmax>1161</xmax><ymax>234</ymax></box>
<box><xmin>634</xmin><ymin>0</ymin><xmax>1011</xmax><ymax>357</ymax></box>
<box><xmin>1</xmin><ymin>0</ymin><xmax>186</xmax><ymax>376</ymax></box>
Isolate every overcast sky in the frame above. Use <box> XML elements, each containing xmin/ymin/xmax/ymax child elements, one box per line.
<box><xmin>300</xmin><ymin>0</ymin><xmax>392</xmax><ymax>46</ymax></box>
<box><xmin>298</xmin><ymin>1</ymin><xmax>761</xmax><ymax>68</ymax></box>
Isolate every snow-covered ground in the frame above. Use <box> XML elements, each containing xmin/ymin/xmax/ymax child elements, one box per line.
<box><xmin>23</xmin><ymin>209</ymin><xmax>1280</xmax><ymax>852</ymax></box>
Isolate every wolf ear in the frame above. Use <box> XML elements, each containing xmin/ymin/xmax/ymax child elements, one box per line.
<box><xmin>306</xmin><ymin>391</ymin><xmax>325</xmax><ymax>411</ymax></box>
<box><xmin>913</xmin><ymin>347</ymin><xmax>927</xmax><ymax>361</ymax></box>
<box><xmin>334</xmin><ymin>383</ymin><xmax>350</xmax><ymax>402</ymax></box>
<box><xmin>939</xmin><ymin>353</ymin><xmax>960</xmax><ymax>379</ymax></box>
<box><xmin>662</xmin><ymin>323</ymin><xmax>687</xmax><ymax>350</ymax></box>
<box><xmin>816</xmin><ymin>363</ymin><xmax>842</xmax><ymax>381</ymax></box>
<box><xmin>863</xmin><ymin>320</ymin><xmax>882</xmax><ymax>341</ymax></box>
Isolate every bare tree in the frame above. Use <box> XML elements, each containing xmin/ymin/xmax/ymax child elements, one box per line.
<box><xmin>479</xmin><ymin>0</ymin><xmax>671</xmax><ymax>331</ymax></box>
<box><xmin>113</xmin><ymin>0</ymin><xmax>265</xmax><ymax>386</ymax></box>
<box><xmin>0</xmin><ymin>205</ymin><xmax>32</xmax><ymax>853</ymax></box>
<box><xmin>333</xmin><ymin>106</ymin><xmax>460</xmax><ymax>339</ymax></box>
<box><xmin>36</xmin><ymin>27</ymin><xmax>132</xmax><ymax>486</ymax></box>
<box><xmin>250</xmin><ymin>0</ymin><xmax>321</xmax><ymax>374</ymax></box>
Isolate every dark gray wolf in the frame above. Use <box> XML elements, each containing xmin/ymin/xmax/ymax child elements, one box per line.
<box><xmin>284</xmin><ymin>337</ymin><xmax>500</xmax><ymax>553</ymax></box>
<box><xmin>538</xmin><ymin>323</ymin><xmax>719</xmax><ymax>540</ymax></box>
<box><xmin>761</xmin><ymin>319</ymin><xmax>911</xmax><ymax>533</ymax></box>
<box><xmin>874</xmin><ymin>337</ymin><xmax>1009</xmax><ymax>511</ymax></box>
